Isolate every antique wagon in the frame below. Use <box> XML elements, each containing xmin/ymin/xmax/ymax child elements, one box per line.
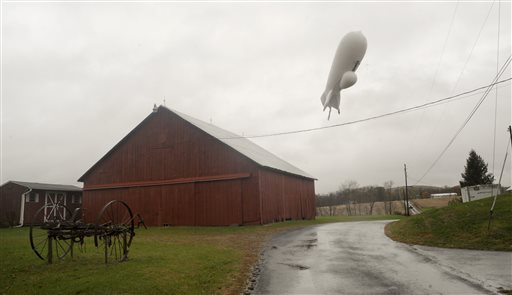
<box><xmin>29</xmin><ymin>200</ymin><xmax>137</xmax><ymax>264</ymax></box>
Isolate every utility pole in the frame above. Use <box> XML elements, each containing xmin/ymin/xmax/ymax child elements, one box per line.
<box><xmin>488</xmin><ymin>125</ymin><xmax>512</xmax><ymax>231</ymax></box>
<box><xmin>404</xmin><ymin>164</ymin><xmax>410</xmax><ymax>216</ymax></box>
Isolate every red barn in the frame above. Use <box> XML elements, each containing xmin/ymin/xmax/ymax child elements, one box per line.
<box><xmin>78</xmin><ymin>106</ymin><xmax>315</xmax><ymax>226</ymax></box>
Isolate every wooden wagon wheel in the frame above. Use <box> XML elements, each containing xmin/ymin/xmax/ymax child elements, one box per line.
<box><xmin>94</xmin><ymin>200</ymin><xmax>135</xmax><ymax>263</ymax></box>
<box><xmin>29</xmin><ymin>204</ymin><xmax>72</xmax><ymax>262</ymax></box>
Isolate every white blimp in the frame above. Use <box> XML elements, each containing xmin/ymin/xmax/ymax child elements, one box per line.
<box><xmin>321</xmin><ymin>31</ymin><xmax>367</xmax><ymax>119</ymax></box>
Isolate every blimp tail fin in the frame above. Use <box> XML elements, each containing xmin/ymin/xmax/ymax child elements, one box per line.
<box><xmin>326</xmin><ymin>106</ymin><xmax>341</xmax><ymax>120</ymax></box>
<box><xmin>322</xmin><ymin>90</ymin><xmax>341</xmax><ymax>120</ymax></box>
<box><xmin>321</xmin><ymin>89</ymin><xmax>331</xmax><ymax>111</ymax></box>
<box><xmin>323</xmin><ymin>89</ymin><xmax>341</xmax><ymax>111</ymax></box>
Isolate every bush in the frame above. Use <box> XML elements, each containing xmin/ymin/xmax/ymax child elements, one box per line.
<box><xmin>448</xmin><ymin>197</ymin><xmax>462</xmax><ymax>206</ymax></box>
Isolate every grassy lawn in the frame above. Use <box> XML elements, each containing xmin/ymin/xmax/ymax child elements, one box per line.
<box><xmin>0</xmin><ymin>215</ymin><xmax>401</xmax><ymax>294</ymax></box>
<box><xmin>386</xmin><ymin>193</ymin><xmax>512</xmax><ymax>251</ymax></box>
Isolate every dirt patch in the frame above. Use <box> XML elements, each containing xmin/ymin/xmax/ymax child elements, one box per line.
<box><xmin>413</xmin><ymin>197</ymin><xmax>458</xmax><ymax>209</ymax></box>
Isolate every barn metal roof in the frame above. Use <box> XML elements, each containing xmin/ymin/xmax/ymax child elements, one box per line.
<box><xmin>79</xmin><ymin>106</ymin><xmax>315</xmax><ymax>181</ymax></box>
<box><xmin>8</xmin><ymin>181</ymin><xmax>82</xmax><ymax>191</ymax></box>
<box><xmin>169</xmin><ymin>107</ymin><xmax>315</xmax><ymax>179</ymax></box>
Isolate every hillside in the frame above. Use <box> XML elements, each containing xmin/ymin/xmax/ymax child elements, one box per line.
<box><xmin>385</xmin><ymin>193</ymin><xmax>512</xmax><ymax>251</ymax></box>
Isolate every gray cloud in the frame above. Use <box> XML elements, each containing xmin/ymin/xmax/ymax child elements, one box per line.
<box><xmin>2</xmin><ymin>2</ymin><xmax>510</xmax><ymax>194</ymax></box>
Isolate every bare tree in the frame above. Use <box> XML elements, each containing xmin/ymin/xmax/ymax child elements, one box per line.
<box><xmin>355</xmin><ymin>201</ymin><xmax>362</xmax><ymax>215</ymax></box>
<box><xmin>338</xmin><ymin>180</ymin><xmax>359</xmax><ymax>215</ymax></box>
<box><xmin>383</xmin><ymin>180</ymin><xmax>394</xmax><ymax>215</ymax></box>
<box><xmin>346</xmin><ymin>201</ymin><xmax>353</xmax><ymax>216</ymax></box>
<box><xmin>368</xmin><ymin>186</ymin><xmax>383</xmax><ymax>215</ymax></box>
<box><xmin>329</xmin><ymin>204</ymin><xmax>336</xmax><ymax>216</ymax></box>
<box><xmin>340</xmin><ymin>180</ymin><xmax>359</xmax><ymax>192</ymax></box>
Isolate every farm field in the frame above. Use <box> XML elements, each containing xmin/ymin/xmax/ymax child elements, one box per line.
<box><xmin>0</xmin><ymin>215</ymin><xmax>401</xmax><ymax>294</ymax></box>
<box><xmin>317</xmin><ymin>196</ymin><xmax>459</xmax><ymax>216</ymax></box>
<box><xmin>317</xmin><ymin>200</ymin><xmax>411</xmax><ymax>216</ymax></box>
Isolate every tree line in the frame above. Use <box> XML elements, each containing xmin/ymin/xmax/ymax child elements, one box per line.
<box><xmin>315</xmin><ymin>180</ymin><xmax>460</xmax><ymax>213</ymax></box>
<box><xmin>316</xmin><ymin>149</ymin><xmax>498</xmax><ymax>215</ymax></box>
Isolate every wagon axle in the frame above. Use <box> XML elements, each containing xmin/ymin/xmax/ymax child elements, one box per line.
<box><xmin>29</xmin><ymin>200</ymin><xmax>137</xmax><ymax>264</ymax></box>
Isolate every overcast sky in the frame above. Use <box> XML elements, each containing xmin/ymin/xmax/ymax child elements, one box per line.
<box><xmin>1</xmin><ymin>1</ymin><xmax>511</xmax><ymax>194</ymax></box>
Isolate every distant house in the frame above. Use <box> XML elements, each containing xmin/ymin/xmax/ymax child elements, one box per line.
<box><xmin>460</xmin><ymin>184</ymin><xmax>500</xmax><ymax>203</ymax></box>
<box><xmin>78</xmin><ymin>106</ymin><xmax>316</xmax><ymax>226</ymax></box>
<box><xmin>0</xmin><ymin>181</ymin><xmax>82</xmax><ymax>226</ymax></box>
<box><xmin>430</xmin><ymin>193</ymin><xmax>458</xmax><ymax>198</ymax></box>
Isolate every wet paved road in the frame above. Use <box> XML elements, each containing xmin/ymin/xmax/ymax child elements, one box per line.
<box><xmin>254</xmin><ymin>221</ymin><xmax>512</xmax><ymax>294</ymax></box>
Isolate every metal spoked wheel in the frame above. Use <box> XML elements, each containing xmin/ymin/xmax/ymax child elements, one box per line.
<box><xmin>29</xmin><ymin>204</ymin><xmax>72</xmax><ymax>262</ymax></box>
<box><xmin>94</xmin><ymin>200</ymin><xmax>135</xmax><ymax>263</ymax></box>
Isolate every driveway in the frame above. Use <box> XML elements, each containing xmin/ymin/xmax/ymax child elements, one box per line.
<box><xmin>254</xmin><ymin>221</ymin><xmax>511</xmax><ymax>294</ymax></box>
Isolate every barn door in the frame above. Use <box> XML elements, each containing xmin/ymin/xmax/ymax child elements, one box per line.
<box><xmin>44</xmin><ymin>192</ymin><xmax>67</xmax><ymax>222</ymax></box>
<box><xmin>194</xmin><ymin>180</ymin><xmax>242</xmax><ymax>226</ymax></box>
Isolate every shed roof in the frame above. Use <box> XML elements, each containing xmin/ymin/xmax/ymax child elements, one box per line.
<box><xmin>79</xmin><ymin>106</ymin><xmax>314</xmax><ymax>181</ymax></box>
<box><xmin>6</xmin><ymin>181</ymin><xmax>82</xmax><ymax>191</ymax></box>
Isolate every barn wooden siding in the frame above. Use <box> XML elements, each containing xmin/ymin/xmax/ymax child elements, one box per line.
<box><xmin>259</xmin><ymin>169</ymin><xmax>316</xmax><ymax>224</ymax></box>
<box><xmin>0</xmin><ymin>182</ymin><xmax>25</xmax><ymax>225</ymax></box>
<box><xmin>84</xmin><ymin>178</ymin><xmax>262</xmax><ymax>226</ymax></box>
<box><xmin>81</xmin><ymin>109</ymin><xmax>259</xmax><ymax>185</ymax></box>
<box><xmin>80</xmin><ymin>107</ymin><xmax>315</xmax><ymax>226</ymax></box>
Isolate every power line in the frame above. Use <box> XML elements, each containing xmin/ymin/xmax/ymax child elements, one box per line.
<box><xmin>415</xmin><ymin>55</ymin><xmax>511</xmax><ymax>185</ymax></box>
<box><xmin>451</xmin><ymin>0</ymin><xmax>496</xmax><ymax>94</ymax></box>
<box><xmin>428</xmin><ymin>0</ymin><xmax>459</xmax><ymax>97</ymax></box>
<box><xmin>492</xmin><ymin>0</ymin><xmax>501</xmax><ymax>176</ymax></box>
<box><xmin>412</xmin><ymin>1</ymin><xmax>460</xmax><ymax>151</ymax></box>
<box><xmin>418</xmin><ymin>1</ymin><xmax>493</xmax><ymax>159</ymax></box>
<box><xmin>221</xmin><ymin>77</ymin><xmax>512</xmax><ymax>140</ymax></box>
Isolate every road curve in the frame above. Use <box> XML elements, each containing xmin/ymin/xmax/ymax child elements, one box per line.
<box><xmin>254</xmin><ymin>221</ymin><xmax>511</xmax><ymax>295</ymax></box>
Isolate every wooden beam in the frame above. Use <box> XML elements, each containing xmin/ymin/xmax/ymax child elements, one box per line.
<box><xmin>83</xmin><ymin>173</ymin><xmax>251</xmax><ymax>191</ymax></box>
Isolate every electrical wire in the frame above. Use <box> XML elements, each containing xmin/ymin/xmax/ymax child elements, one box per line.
<box><xmin>220</xmin><ymin>77</ymin><xmax>511</xmax><ymax>140</ymax></box>
<box><xmin>492</xmin><ymin>0</ymin><xmax>501</xmax><ymax>176</ymax></box>
<box><xmin>451</xmin><ymin>1</ymin><xmax>496</xmax><ymax>94</ymax></box>
<box><xmin>415</xmin><ymin>55</ymin><xmax>511</xmax><ymax>185</ymax></box>
<box><xmin>412</xmin><ymin>1</ymin><xmax>460</xmax><ymax>151</ymax></box>
<box><xmin>428</xmin><ymin>1</ymin><xmax>459</xmax><ymax>98</ymax></box>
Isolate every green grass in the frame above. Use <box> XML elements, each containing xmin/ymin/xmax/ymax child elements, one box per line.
<box><xmin>386</xmin><ymin>193</ymin><xmax>512</xmax><ymax>251</ymax></box>
<box><xmin>0</xmin><ymin>215</ymin><xmax>401</xmax><ymax>294</ymax></box>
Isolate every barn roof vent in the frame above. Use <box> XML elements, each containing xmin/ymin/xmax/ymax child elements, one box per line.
<box><xmin>153</xmin><ymin>104</ymin><xmax>158</xmax><ymax>112</ymax></box>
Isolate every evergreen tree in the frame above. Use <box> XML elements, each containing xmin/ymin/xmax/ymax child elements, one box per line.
<box><xmin>460</xmin><ymin>149</ymin><xmax>494</xmax><ymax>187</ymax></box>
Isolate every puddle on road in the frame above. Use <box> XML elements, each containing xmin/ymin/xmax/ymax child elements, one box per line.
<box><xmin>278</xmin><ymin>262</ymin><xmax>310</xmax><ymax>270</ymax></box>
<box><xmin>294</xmin><ymin>238</ymin><xmax>318</xmax><ymax>250</ymax></box>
